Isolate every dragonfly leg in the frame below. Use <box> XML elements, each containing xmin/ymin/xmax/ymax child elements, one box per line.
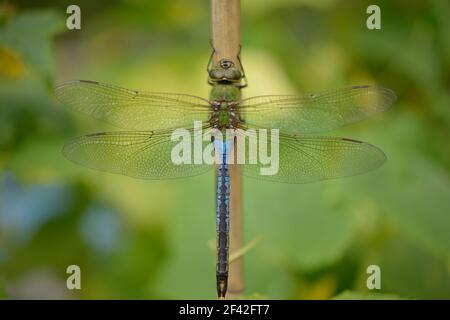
<box><xmin>206</xmin><ymin>40</ymin><xmax>216</xmax><ymax>73</ymax></box>
<box><xmin>236</xmin><ymin>45</ymin><xmax>248</xmax><ymax>88</ymax></box>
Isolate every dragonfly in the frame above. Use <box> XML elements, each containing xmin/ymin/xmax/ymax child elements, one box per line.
<box><xmin>55</xmin><ymin>55</ymin><xmax>396</xmax><ymax>298</ymax></box>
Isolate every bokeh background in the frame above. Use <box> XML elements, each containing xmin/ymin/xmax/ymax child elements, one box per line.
<box><xmin>1</xmin><ymin>0</ymin><xmax>449</xmax><ymax>299</ymax></box>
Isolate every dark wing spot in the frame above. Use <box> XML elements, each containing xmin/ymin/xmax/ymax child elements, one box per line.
<box><xmin>86</xmin><ymin>132</ymin><xmax>107</xmax><ymax>137</ymax></box>
<box><xmin>351</xmin><ymin>85</ymin><xmax>370</xmax><ymax>89</ymax></box>
<box><xmin>342</xmin><ymin>137</ymin><xmax>362</xmax><ymax>143</ymax></box>
<box><xmin>79</xmin><ymin>80</ymin><xmax>99</xmax><ymax>84</ymax></box>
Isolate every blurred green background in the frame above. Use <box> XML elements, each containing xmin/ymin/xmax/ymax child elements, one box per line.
<box><xmin>0</xmin><ymin>0</ymin><xmax>449</xmax><ymax>299</ymax></box>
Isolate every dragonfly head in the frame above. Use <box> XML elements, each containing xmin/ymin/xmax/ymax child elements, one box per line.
<box><xmin>209</xmin><ymin>59</ymin><xmax>242</xmax><ymax>83</ymax></box>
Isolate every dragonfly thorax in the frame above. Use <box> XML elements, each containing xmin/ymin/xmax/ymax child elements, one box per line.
<box><xmin>208</xmin><ymin>75</ymin><xmax>242</xmax><ymax>130</ymax></box>
<box><xmin>210</xmin><ymin>101</ymin><xmax>240</xmax><ymax>129</ymax></box>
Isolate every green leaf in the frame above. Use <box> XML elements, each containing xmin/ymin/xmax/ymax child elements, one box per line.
<box><xmin>362</xmin><ymin>114</ymin><xmax>450</xmax><ymax>263</ymax></box>
<box><xmin>244</xmin><ymin>180</ymin><xmax>356</xmax><ymax>271</ymax></box>
<box><xmin>0</xmin><ymin>10</ymin><xmax>65</xmax><ymax>79</ymax></box>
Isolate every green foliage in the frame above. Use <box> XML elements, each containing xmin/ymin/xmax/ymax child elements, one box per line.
<box><xmin>0</xmin><ymin>275</ymin><xmax>6</xmax><ymax>299</ymax></box>
<box><xmin>0</xmin><ymin>10</ymin><xmax>64</xmax><ymax>79</ymax></box>
<box><xmin>0</xmin><ymin>9</ymin><xmax>68</xmax><ymax>149</ymax></box>
<box><xmin>0</xmin><ymin>1</ymin><xmax>449</xmax><ymax>300</ymax></box>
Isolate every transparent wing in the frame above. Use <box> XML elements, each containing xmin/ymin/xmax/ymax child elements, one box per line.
<box><xmin>63</xmin><ymin>130</ymin><xmax>213</xmax><ymax>179</ymax></box>
<box><xmin>240</xmin><ymin>133</ymin><xmax>386</xmax><ymax>183</ymax></box>
<box><xmin>55</xmin><ymin>80</ymin><xmax>212</xmax><ymax>131</ymax></box>
<box><xmin>239</xmin><ymin>85</ymin><xmax>396</xmax><ymax>134</ymax></box>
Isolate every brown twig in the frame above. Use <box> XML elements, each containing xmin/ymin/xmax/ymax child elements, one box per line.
<box><xmin>211</xmin><ymin>0</ymin><xmax>244</xmax><ymax>299</ymax></box>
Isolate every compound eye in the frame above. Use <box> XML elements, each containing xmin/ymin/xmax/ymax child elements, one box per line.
<box><xmin>209</xmin><ymin>69</ymin><xmax>222</xmax><ymax>79</ymax></box>
<box><xmin>225</xmin><ymin>68</ymin><xmax>241</xmax><ymax>80</ymax></box>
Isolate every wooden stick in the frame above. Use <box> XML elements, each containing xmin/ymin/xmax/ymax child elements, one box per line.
<box><xmin>211</xmin><ymin>0</ymin><xmax>241</xmax><ymax>66</ymax></box>
<box><xmin>211</xmin><ymin>0</ymin><xmax>244</xmax><ymax>299</ymax></box>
